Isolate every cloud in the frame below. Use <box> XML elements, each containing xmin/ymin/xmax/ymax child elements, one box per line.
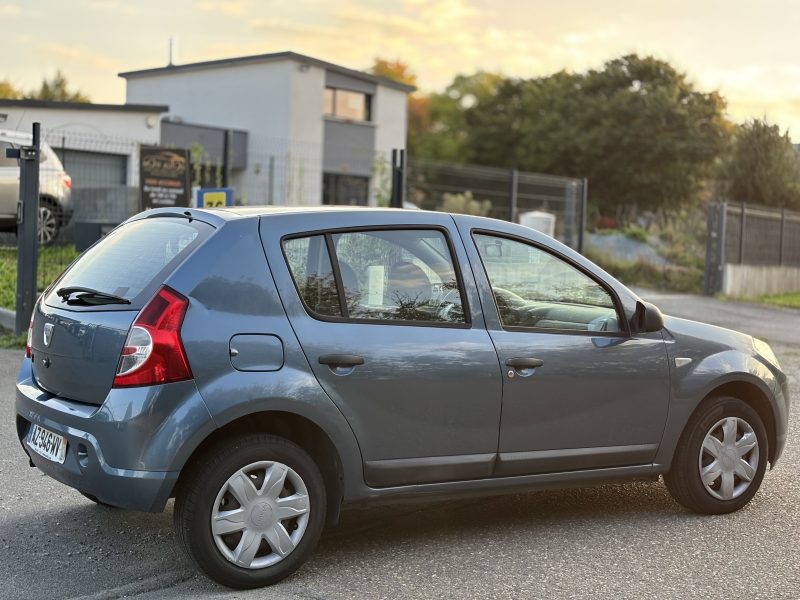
<box><xmin>40</xmin><ymin>42</ymin><xmax>122</xmax><ymax>72</ymax></box>
<box><xmin>195</xmin><ymin>0</ymin><xmax>253</xmax><ymax>17</ymax></box>
<box><xmin>0</xmin><ymin>3</ymin><xmax>21</xmax><ymax>15</ymax></box>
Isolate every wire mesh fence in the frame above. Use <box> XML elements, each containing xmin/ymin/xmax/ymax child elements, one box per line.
<box><xmin>406</xmin><ymin>158</ymin><xmax>586</xmax><ymax>250</ymax></box>
<box><xmin>1</xmin><ymin>128</ymin><xmax>588</xmax><ymax>315</ymax></box>
<box><xmin>704</xmin><ymin>201</ymin><xmax>800</xmax><ymax>294</ymax></box>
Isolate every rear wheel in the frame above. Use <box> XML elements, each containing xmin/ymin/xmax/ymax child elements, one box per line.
<box><xmin>174</xmin><ymin>433</ymin><xmax>326</xmax><ymax>589</ymax></box>
<box><xmin>38</xmin><ymin>199</ymin><xmax>60</xmax><ymax>245</ymax></box>
<box><xmin>665</xmin><ymin>396</ymin><xmax>767</xmax><ymax>514</ymax></box>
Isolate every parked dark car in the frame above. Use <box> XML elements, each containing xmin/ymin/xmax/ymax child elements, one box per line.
<box><xmin>15</xmin><ymin>207</ymin><xmax>790</xmax><ymax>589</ymax></box>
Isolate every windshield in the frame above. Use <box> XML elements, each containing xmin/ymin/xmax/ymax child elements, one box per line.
<box><xmin>45</xmin><ymin>218</ymin><xmax>212</xmax><ymax>308</ymax></box>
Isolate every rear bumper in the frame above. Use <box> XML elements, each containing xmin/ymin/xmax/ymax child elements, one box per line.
<box><xmin>15</xmin><ymin>358</ymin><xmax>216</xmax><ymax>512</ymax></box>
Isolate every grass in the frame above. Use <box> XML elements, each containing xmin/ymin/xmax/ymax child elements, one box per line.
<box><xmin>0</xmin><ymin>326</ymin><xmax>26</xmax><ymax>349</ymax></box>
<box><xmin>757</xmin><ymin>292</ymin><xmax>800</xmax><ymax>309</ymax></box>
<box><xmin>0</xmin><ymin>245</ymin><xmax>79</xmax><ymax>310</ymax></box>
<box><xmin>585</xmin><ymin>247</ymin><xmax>704</xmax><ymax>294</ymax></box>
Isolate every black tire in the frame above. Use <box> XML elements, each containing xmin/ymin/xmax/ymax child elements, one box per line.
<box><xmin>665</xmin><ymin>396</ymin><xmax>768</xmax><ymax>514</ymax></box>
<box><xmin>173</xmin><ymin>433</ymin><xmax>326</xmax><ymax>589</ymax></box>
<box><xmin>79</xmin><ymin>491</ymin><xmax>115</xmax><ymax>507</ymax></box>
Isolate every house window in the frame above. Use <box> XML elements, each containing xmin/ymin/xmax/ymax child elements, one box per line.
<box><xmin>323</xmin><ymin>173</ymin><xmax>369</xmax><ymax>206</ymax></box>
<box><xmin>324</xmin><ymin>87</ymin><xmax>371</xmax><ymax>122</ymax></box>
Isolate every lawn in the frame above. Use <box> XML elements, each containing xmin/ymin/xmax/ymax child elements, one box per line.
<box><xmin>758</xmin><ymin>292</ymin><xmax>800</xmax><ymax>309</ymax></box>
<box><xmin>0</xmin><ymin>245</ymin><xmax>80</xmax><ymax>310</ymax></box>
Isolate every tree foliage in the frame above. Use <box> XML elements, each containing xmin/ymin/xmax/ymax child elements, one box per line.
<box><xmin>0</xmin><ymin>79</ymin><xmax>23</xmax><ymax>99</ymax></box>
<box><xmin>718</xmin><ymin>118</ymin><xmax>800</xmax><ymax>209</ymax></box>
<box><xmin>370</xmin><ymin>58</ymin><xmax>417</xmax><ymax>88</ymax></box>
<box><xmin>462</xmin><ymin>55</ymin><xmax>731</xmax><ymax>216</ymax></box>
<box><xmin>27</xmin><ymin>71</ymin><xmax>90</xmax><ymax>102</ymax></box>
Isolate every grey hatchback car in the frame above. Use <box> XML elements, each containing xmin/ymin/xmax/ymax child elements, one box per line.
<box><xmin>15</xmin><ymin>207</ymin><xmax>790</xmax><ymax>588</ymax></box>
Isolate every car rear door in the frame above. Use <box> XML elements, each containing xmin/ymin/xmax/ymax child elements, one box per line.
<box><xmin>455</xmin><ymin>216</ymin><xmax>670</xmax><ymax>476</ymax></box>
<box><xmin>261</xmin><ymin>211</ymin><xmax>503</xmax><ymax>487</ymax></box>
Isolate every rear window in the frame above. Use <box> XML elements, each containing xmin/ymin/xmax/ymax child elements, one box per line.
<box><xmin>45</xmin><ymin>218</ymin><xmax>212</xmax><ymax>308</ymax></box>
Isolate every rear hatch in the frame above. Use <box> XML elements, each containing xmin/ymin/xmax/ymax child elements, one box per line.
<box><xmin>30</xmin><ymin>216</ymin><xmax>213</xmax><ymax>405</ymax></box>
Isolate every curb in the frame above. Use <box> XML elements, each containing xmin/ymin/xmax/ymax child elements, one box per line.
<box><xmin>0</xmin><ymin>307</ymin><xmax>15</xmax><ymax>331</ymax></box>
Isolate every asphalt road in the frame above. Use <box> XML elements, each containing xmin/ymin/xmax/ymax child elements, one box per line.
<box><xmin>1</xmin><ymin>292</ymin><xmax>798</xmax><ymax>600</ymax></box>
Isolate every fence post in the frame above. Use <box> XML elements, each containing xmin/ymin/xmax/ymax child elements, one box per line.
<box><xmin>508</xmin><ymin>168</ymin><xmax>518</xmax><ymax>223</ymax></box>
<box><xmin>267</xmin><ymin>156</ymin><xmax>275</xmax><ymax>205</ymax></box>
<box><xmin>738</xmin><ymin>201</ymin><xmax>746</xmax><ymax>264</ymax></box>
<box><xmin>778</xmin><ymin>208</ymin><xmax>786</xmax><ymax>266</ymax></box>
<box><xmin>578</xmin><ymin>178</ymin><xmax>588</xmax><ymax>254</ymax></box>
<box><xmin>703</xmin><ymin>202</ymin><xmax>727</xmax><ymax>295</ymax></box>
<box><xmin>9</xmin><ymin>122</ymin><xmax>41</xmax><ymax>335</ymax></box>
<box><xmin>389</xmin><ymin>149</ymin><xmax>405</xmax><ymax>209</ymax></box>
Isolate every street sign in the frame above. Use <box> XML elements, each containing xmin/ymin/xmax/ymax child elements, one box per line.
<box><xmin>196</xmin><ymin>187</ymin><xmax>233</xmax><ymax>208</ymax></box>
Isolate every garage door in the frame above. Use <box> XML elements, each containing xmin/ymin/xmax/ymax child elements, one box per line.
<box><xmin>55</xmin><ymin>150</ymin><xmax>127</xmax><ymax>188</ymax></box>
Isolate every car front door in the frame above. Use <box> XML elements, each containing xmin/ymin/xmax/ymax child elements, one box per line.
<box><xmin>457</xmin><ymin>218</ymin><xmax>670</xmax><ymax>476</ymax></box>
<box><xmin>261</xmin><ymin>212</ymin><xmax>503</xmax><ymax>488</ymax></box>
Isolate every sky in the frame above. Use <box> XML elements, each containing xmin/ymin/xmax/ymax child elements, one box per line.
<box><xmin>2</xmin><ymin>0</ymin><xmax>800</xmax><ymax>136</ymax></box>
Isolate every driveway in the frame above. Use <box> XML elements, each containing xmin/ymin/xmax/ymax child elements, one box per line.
<box><xmin>1</xmin><ymin>292</ymin><xmax>797</xmax><ymax>599</ymax></box>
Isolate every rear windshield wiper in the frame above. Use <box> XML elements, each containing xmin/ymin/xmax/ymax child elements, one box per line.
<box><xmin>56</xmin><ymin>286</ymin><xmax>131</xmax><ymax>306</ymax></box>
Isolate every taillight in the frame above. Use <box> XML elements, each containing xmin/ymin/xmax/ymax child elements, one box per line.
<box><xmin>25</xmin><ymin>315</ymin><xmax>34</xmax><ymax>358</ymax></box>
<box><xmin>113</xmin><ymin>286</ymin><xmax>192</xmax><ymax>387</ymax></box>
<box><xmin>62</xmin><ymin>173</ymin><xmax>72</xmax><ymax>190</ymax></box>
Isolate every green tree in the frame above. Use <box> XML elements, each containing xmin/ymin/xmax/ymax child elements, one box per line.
<box><xmin>718</xmin><ymin>118</ymin><xmax>800</xmax><ymax>209</ymax></box>
<box><xmin>464</xmin><ymin>55</ymin><xmax>731</xmax><ymax>217</ymax></box>
<box><xmin>26</xmin><ymin>70</ymin><xmax>89</xmax><ymax>102</ymax></box>
<box><xmin>0</xmin><ymin>79</ymin><xmax>23</xmax><ymax>99</ymax></box>
<box><xmin>370</xmin><ymin>58</ymin><xmax>417</xmax><ymax>88</ymax></box>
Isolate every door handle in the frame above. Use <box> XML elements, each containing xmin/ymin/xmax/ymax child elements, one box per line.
<box><xmin>319</xmin><ymin>354</ymin><xmax>365</xmax><ymax>368</ymax></box>
<box><xmin>505</xmin><ymin>357</ymin><xmax>544</xmax><ymax>369</ymax></box>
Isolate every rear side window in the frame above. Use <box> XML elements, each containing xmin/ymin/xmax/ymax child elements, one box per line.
<box><xmin>282</xmin><ymin>229</ymin><xmax>467</xmax><ymax>325</ymax></box>
<box><xmin>283</xmin><ymin>235</ymin><xmax>342</xmax><ymax>317</ymax></box>
<box><xmin>45</xmin><ymin>218</ymin><xmax>211</xmax><ymax>308</ymax></box>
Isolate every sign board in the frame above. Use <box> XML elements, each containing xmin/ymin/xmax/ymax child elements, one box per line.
<box><xmin>139</xmin><ymin>146</ymin><xmax>190</xmax><ymax>210</ymax></box>
<box><xmin>195</xmin><ymin>187</ymin><xmax>233</xmax><ymax>208</ymax></box>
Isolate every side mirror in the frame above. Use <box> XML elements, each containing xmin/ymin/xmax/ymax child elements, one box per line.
<box><xmin>631</xmin><ymin>301</ymin><xmax>664</xmax><ymax>333</ymax></box>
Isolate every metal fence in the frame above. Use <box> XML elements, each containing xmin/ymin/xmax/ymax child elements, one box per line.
<box><xmin>407</xmin><ymin>158</ymin><xmax>587</xmax><ymax>251</ymax></box>
<box><xmin>704</xmin><ymin>201</ymin><xmax>800</xmax><ymax>294</ymax></box>
<box><xmin>1</xmin><ymin>127</ymin><xmax>588</xmax><ymax>320</ymax></box>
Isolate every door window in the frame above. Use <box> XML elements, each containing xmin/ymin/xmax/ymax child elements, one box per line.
<box><xmin>474</xmin><ymin>233</ymin><xmax>620</xmax><ymax>333</ymax></box>
<box><xmin>283</xmin><ymin>229</ymin><xmax>466</xmax><ymax>325</ymax></box>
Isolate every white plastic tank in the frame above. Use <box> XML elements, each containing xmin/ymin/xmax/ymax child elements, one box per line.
<box><xmin>519</xmin><ymin>211</ymin><xmax>556</xmax><ymax>238</ymax></box>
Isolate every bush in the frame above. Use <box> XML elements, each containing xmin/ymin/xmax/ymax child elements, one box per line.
<box><xmin>585</xmin><ymin>248</ymin><xmax>703</xmax><ymax>294</ymax></box>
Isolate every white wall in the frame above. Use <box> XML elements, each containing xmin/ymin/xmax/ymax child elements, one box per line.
<box><xmin>1</xmin><ymin>106</ymin><xmax>163</xmax><ymax>186</ymax></box>
<box><xmin>126</xmin><ymin>61</ymin><xmax>301</xmax><ymax>205</ymax></box>
<box><xmin>286</xmin><ymin>63</ymin><xmax>325</xmax><ymax>205</ymax></box>
<box><xmin>371</xmin><ymin>85</ymin><xmax>408</xmax><ymax>206</ymax></box>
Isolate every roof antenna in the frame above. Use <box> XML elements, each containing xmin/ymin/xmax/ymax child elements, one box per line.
<box><xmin>168</xmin><ymin>37</ymin><xmax>177</xmax><ymax>66</ymax></box>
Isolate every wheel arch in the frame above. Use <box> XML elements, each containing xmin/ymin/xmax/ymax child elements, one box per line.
<box><xmin>175</xmin><ymin>410</ymin><xmax>346</xmax><ymax>525</ymax></box>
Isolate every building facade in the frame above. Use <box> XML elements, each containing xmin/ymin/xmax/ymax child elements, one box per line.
<box><xmin>120</xmin><ymin>51</ymin><xmax>412</xmax><ymax>206</ymax></box>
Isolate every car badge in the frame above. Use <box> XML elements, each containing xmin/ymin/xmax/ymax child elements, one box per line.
<box><xmin>43</xmin><ymin>323</ymin><xmax>54</xmax><ymax>347</ymax></box>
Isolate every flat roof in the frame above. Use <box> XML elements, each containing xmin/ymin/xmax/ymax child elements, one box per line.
<box><xmin>118</xmin><ymin>51</ymin><xmax>416</xmax><ymax>93</ymax></box>
<box><xmin>0</xmin><ymin>99</ymin><xmax>169</xmax><ymax>113</ymax></box>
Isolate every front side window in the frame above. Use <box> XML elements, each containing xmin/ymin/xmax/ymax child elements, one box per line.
<box><xmin>474</xmin><ymin>234</ymin><xmax>620</xmax><ymax>333</ymax></box>
<box><xmin>283</xmin><ymin>229</ymin><xmax>466</xmax><ymax>325</ymax></box>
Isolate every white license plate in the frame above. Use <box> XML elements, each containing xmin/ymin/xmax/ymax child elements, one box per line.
<box><xmin>27</xmin><ymin>424</ymin><xmax>68</xmax><ymax>464</ymax></box>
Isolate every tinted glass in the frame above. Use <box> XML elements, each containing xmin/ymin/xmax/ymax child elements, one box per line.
<box><xmin>45</xmin><ymin>218</ymin><xmax>210</xmax><ymax>306</ymax></box>
<box><xmin>474</xmin><ymin>234</ymin><xmax>620</xmax><ymax>332</ymax></box>
<box><xmin>332</xmin><ymin>229</ymin><xmax>465</xmax><ymax>324</ymax></box>
<box><xmin>283</xmin><ymin>235</ymin><xmax>342</xmax><ymax>317</ymax></box>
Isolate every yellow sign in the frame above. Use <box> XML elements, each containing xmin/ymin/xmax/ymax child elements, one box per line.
<box><xmin>202</xmin><ymin>192</ymin><xmax>227</xmax><ymax>208</ymax></box>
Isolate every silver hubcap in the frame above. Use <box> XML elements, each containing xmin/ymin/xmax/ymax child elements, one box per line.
<box><xmin>38</xmin><ymin>205</ymin><xmax>57</xmax><ymax>244</ymax></box>
<box><xmin>211</xmin><ymin>461</ymin><xmax>310</xmax><ymax>569</ymax></box>
<box><xmin>698</xmin><ymin>417</ymin><xmax>759</xmax><ymax>501</ymax></box>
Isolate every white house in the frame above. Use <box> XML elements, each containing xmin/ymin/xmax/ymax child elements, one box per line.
<box><xmin>120</xmin><ymin>51</ymin><xmax>413</xmax><ymax>206</ymax></box>
<box><xmin>0</xmin><ymin>99</ymin><xmax>167</xmax><ymax>188</ymax></box>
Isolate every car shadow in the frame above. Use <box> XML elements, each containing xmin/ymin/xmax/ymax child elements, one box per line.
<box><xmin>1</xmin><ymin>479</ymin><xmax>689</xmax><ymax>598</ymax></box>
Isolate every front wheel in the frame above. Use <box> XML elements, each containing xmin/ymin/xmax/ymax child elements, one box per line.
<box><xmin>174</xmin><ymin>433</ymin><xmax>326</xmax><ymax>589</ymax></box>
<box><xmin>665</xmin><ymin>396</ymin><xmax>768</xmax><ymax>514</ymax></box>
